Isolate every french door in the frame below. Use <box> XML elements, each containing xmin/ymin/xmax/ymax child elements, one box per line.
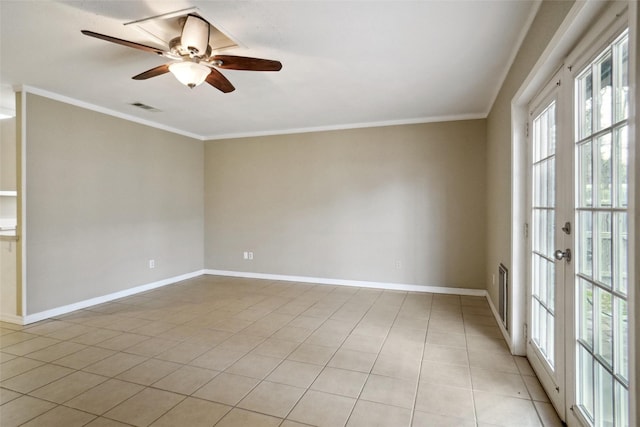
<box><xmin>527</xmin><ymin>75</ymin><xmax>567</xmax><ymax>418</ymax></box>
<box><xmin>527</xmin><ymin>24</ymin><xmax>630</xmax><ymax>427</ymax></box>
<box><xmin>573</xmin><ymin>29</ymin><xmax>630</xmax><ymax>427</ymax></box>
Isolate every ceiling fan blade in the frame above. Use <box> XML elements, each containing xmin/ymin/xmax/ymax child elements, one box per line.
<box><xmin>213</xmin><ymin>55</ymin><xmax>282</xmax><ymax>71</ymax></box>
<box><xmin>81</xmin><ymin>30</ymin><xmax>166</xmax><ymax>55</ymax></box>
<box><xmin>206</xmin><ymin>69</ymin><xmax>235</xmax><ymax>93</ymax></box>
<box><xmin>132</xmin><ymin>64</ymin><xmax>170</xmax><ymax>80</ymax></box>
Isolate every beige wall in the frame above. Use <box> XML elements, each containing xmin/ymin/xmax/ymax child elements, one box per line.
<box><xmin>485</xmin><ymin>0</ymin><xmax>574</xmax><ymax>306</ymax></box>
<box><xmin>1</xmin><ymin>117</ymin><xmax>16</xmax><ymax>191</ymax></box>
<box><xmin>24</xmin><ymin>94</ymin><xmax>204</xmax><ymax>314</ymax></box>
<box><xmin>205</xmin><ymin>121</ymin><xmax>486</xmax><ymax>289</ymax></box>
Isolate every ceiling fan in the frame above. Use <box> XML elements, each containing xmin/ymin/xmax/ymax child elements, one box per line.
<box><xmin>81</xmin><ymin>14</ymin><xmax>282</xmax><ymax>93</ymax></box>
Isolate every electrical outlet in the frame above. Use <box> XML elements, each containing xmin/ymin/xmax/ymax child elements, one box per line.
<box><xmin>395</xmin><ymin>260</ymin><xmax>402</xmax><ymax>270</ymax></box>
<box><xmin>492</xmin><ymin>274</ymin><xmax>496</xmax><ymax>286</ymax></box>
<box><xmin>248</xmin><ymin>252</ymin><xmax>254</xmax><ymax>260</ymax></box>
<box><xmin>243</xmin><ymin>252</ymin><xmax>248</xmax><ymax>260</ymax></box>
<box><xmin>149</xmin><ymin>259</ymin><xmax>155</xmax><ymax>269</ymax></box>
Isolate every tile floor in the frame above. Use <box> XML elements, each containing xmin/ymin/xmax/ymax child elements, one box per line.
<box><xmin>0</xmin><ymin>275</ymin><xmax>564</xmax><ymax>426</ymax></box>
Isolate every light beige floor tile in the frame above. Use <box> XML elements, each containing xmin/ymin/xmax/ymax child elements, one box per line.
<box><xmin>468</xmin><ymin>350</ymin><xmax>519</xmax><ymax>373</ymax></box>
<box><xmin>152</xmin><ymin>365</ymin><xmax>219</xmax><ymax>395</ymax></box>
<box><xmin>266</xmin><ymin>360</ymin><xmax>323</xmax><ymax>388</ymax></box>
<box><xmin>124</xmin><ymin>337</ymin><xmax>179</xmax><ymax>357</ymax></box>
<box><xmin>288</xmin><ymin>315</ymin><xmax>324</xmax><ymax>330</ymax></box>
<box><xmin>523</xmin><ymin>375</ymin><xmax>550</xmax><ymax>402</ymax></box>
<box><xmin>2</xmin><ymin>337</ymin><xmax>61</xmax><ymax>356</ymax></box>
<box><xmin>21</xmin><ymin>405</ymin><xmax>97</xmax><ymax>427</ymax></box>
<box><xmin>251</xmin><ymin>338</ymin><xmax>300</xmax><ymax>359</ymax></box>
<box><xmin>155</xmin><ymin>325</ymin><xmax>199</xmax><ymax>341</ymax></box>
<box><xmin>69</xmin><ymin>328</ymin><xmax>122</xmax><ymax>346</ymax></box>
<box><xmin>515</xmin><ymin>356</ymin><xmax>536</xmax><ymax>376</ymax></box>
<box><xmin>209</xmin><ymin>318</ymin><xmax>253</xmax><ymax>333</ymax></box>
<box><xmin>360</xmin><ymin>374</ymin><xmax>417</xmax><ymax>409</ymax></box>
<box><xmin>0</xmin><ymin>279</ymin><xmax>563</xmax><ymax>427</ymax></box>
<box><xmin>463</xmin><ymin>314</ymin><xmax>499</xmax><ymax>327</ymax></box>
<box><xmin>23</xmin><ymin>341</ymin><xmax>87</xmax><ymax>363</ymax></box>
<box><xmin>427</xmin><ymin>320</ymin><xmax>465</xmax><ymax>335</ymax></box>
<box><xmin>0</xmin><ymin>387</ymin><xmax>22</xmax><ymax>405</ymax></box>
<box><xmin>422</xmin><ymin>344</ymin><xmax>469</xmax><ymax>366</ymax></box>
<box><xmin>310</xmin><ymin>367</ymin><xmax>368</xmax><ymax>398</ymax></box>
<box><xmin>216</xmin><ymin>332</ymin><xmax>266</xmax><ymax>353</ymax></box>
<box><xmin>392</xmin><ymin>316</ymin><xmax>428</xmax><ymax>331</ymax></box>
<box><xmin>83</xmin><ymin>352</ymin><xmax>147</xmax><ymax>377</ymax></box>
<box><xmin>65</xmin><ymin>378</ymin><xmax>144</xmax><ymax>415</ymax></box>
<box><xmin>474</xmin><ymin>390</ymin><xmax>542</xmax><ymax>427</ymax></box>
<box><xmin>471</xmin><ymin>367</ymin><xmax>529</xmax><ymax>398</ymax></box>
<box><xmin>237</xmin><ymin>380</ymin><xmax>306</xmax><ymax>418</ymax></box>
<box><xmin>351</xmin><ymin>324</ymin><xmax>389</xmax><ymax>339</ymax></box>
<box><xmin>104</xmin><ymin>387</ymin><xmax>184</xmax><ymax>426</ymax></box>
<box><xmin>288</xmin><ymin>390</ymin><xmax>355</xmax><ymax>427</ymax></box>
<box><xmin>534</xmin><ymin>401</ymin><xmax>563</xmax><ymax>427</ymax></box>
<box><xmin>0</xmin><ymin>395</ymin><xmax>56</xmax><ymax>427</ymax></box>
<box><xmin>53</xmin><ymin>346</ymin><xmax>116</xmax><ymax>369</ymax></box>
<box><xmin>0</xmin><ymin>357</ymin><xmax>44</xmax><ymax>381</ymax></box>
<box><xmin>103</xmin><ymin>317</ymin><xmax>153</xmax><ymax>333</ymax></box>
<box><xmin>215</xmin><ymin>408</ymin><xmax>282</xmax><ymax>427</ymax></box>
<box><xmin>190</xmin><ymin>347</ymin><xmax>246</xmax><ymax>371</ymax></box>
<box><xmin>1</xmin><ymin>364</ymin><xmax>74</xmax><ymax>393</ymax></box>
<box><xmin>346</xmin><ymin>399</ymin><xmax>411</xmax><ymax>427</ymax></box>
<box><xmin>84</xmin><ymin>417</ymin><xmax>132</xmax><ymax>427</ymax></box>
<box><xmin>467</xmin><ymin>335</ymin><xmax>511</xmax><ymax>353</ymax></box>
<box><xmin>150</xmin><ymin>396</ymin><xmax>231</xmax><ymax>426</ymax></box>
<box><xmin>192</xmin><ymin>372</ymin><xmax>259</xmax><ymax>405</ymax></box>
<box><xmin>464</xmin><ymin>322</ymin><xmax>504</xmax><ymax>339</ymax></box>
<box><xmin>412</xmin><ymin>410</ymin><xmax>476</xmax><ymax>427</ymax></box>
<box><xmin>130</xmin><ymin>321</ymin><xmax>177</xmax><ymax>337</ymax></box>
<box><xmin>328</xmin><ymin>348</ymin><xmax>377</xmax><ymax>373</ymax></box>
<box><xmin>341</xmin><ymin>333</ymin><xmax>385</xmax><ymax>353</ymax></box>
<box><xmin>0</xmin><ymin>351</ymin><xmax>17</xmax><ymax>363</ymax></box>
<box><xmin>116</xmin><ymin>358</ymin><xmax>181</xmax><ymax>386</ymax></box>
<box><xmin>154</xmin><ymin>341</ymin><xmax>212</xmax><ymax>364</ymax></box>
<box><xmin>95</xmin><ymin>333</ymin><xmax>150</xmax><ymax>351</ymax></box>
<box><xmin>29</xmin><ymin>371</ymin><xmax>108</xmax><ymax>403</ymax></box>
<box><xmin>287</xmin><ymin>343</ymin><xmax>336</xmax><ymax>366</ymax></box>
<box><xmin>415</xmin><ymin>382</ymin><xmax>475</xmax><ymax>420</ymax></box>
<box><xmin>281</xmin><ymin>420</ymin><xmax>315</xmax><ymax>427</ymax></box>
<box><xmin>305</xmin><ymin>330</ymin><xmax>348</xmax><ymax>347</ymax></box>
<box><xmin>225</xmin><ymin>353</ymin><xmax>282</xmax><ymax>379</ymax></box>
<box><xmin>420</xmin><ymin>362</ymin><xmax>472</xmax><ymax>388</ymax></box>
<box><xmin>0</xmin><ymin>332</ymin><xmax>38</xmax><ymax>347</ymax></box>
<box><xmin>372</xmin><ymin>352</ymin><xmax>421</xmax><ymax>381</ymax></box>
<box><xmin>379</xmin><ymin>339</ymin><xmax>424</xmax><ymax>359</ymax></box>
<box><xmin>272</xmin><ymin>326</ymin><xmax>313</xmax><ymax>342</ymax></box>
<box><xmin>425</xmin><ymin>331</ymin><xmax>467</xmax><ymax>348</ymax></box>
<box><xmin>184</xmin><ymin>329</ymin><xmax>233</xmax><ymax>347</ymax></box>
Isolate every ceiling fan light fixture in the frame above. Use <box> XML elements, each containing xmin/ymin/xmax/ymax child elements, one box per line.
<box><xmin>181</xmin><ymin>15</ymin><xmax>210</xmax><ymax>56</ymax></box>
<box><xmin>169</xmin><ymin>62</ymin><xmax>211</xmax><ymax>88</ymax></box>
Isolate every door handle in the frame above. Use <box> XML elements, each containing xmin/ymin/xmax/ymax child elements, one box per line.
<box><xmin>554</xmin><ymin>248</ymin><xmax>571</xmax><ymax>262</ymax></box>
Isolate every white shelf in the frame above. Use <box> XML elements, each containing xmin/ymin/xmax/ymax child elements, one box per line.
<box><xmin>0</xmin><ymin>191</ymin><xmax>17</xmax><ymax>196</ymax></box>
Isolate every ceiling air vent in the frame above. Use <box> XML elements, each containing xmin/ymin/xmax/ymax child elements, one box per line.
<box><xmin>130</xmin><ymin>102</ymin><xmax>161</xmax><ymax>112</ymax></box>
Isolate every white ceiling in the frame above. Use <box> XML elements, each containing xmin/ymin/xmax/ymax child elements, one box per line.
<box><xmin>0</xmin><ymin>1</ymin><xmax>538</xmax><ymax>140</ymax></box>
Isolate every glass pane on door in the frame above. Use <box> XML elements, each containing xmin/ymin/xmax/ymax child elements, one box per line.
<box><xmin>574</xmin><ymin>29</ymin><xmax>629</xmax><ymax>427</ymax></box>
<box><xmin>531</xmin><ymin>100</ymin><xmax>556</xmax><ymax>369</ymax></box>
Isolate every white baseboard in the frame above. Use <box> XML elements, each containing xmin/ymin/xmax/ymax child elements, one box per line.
<box><xmin>0</xmin><ymin>313</ymin><xmax>23</xmax><ymax>325</ymax></box>
<box><xmin>204</xmin><ymin>269</ymin><xmax>487</xmax><ymax>297</ymax></box>
<box><xmin>6</xmin><ymin>270</ymin><xmax>205</xmax><ymax>325</ymax></box>
<box><xmin>3</xmin><ymin>268</ymin><xmax>488</xmax><ymax>326</ymax></box>
<box><xmin>486</xmin><ymin>292</ymin><xmax>520</xmax><ymax>355</ymax></box>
